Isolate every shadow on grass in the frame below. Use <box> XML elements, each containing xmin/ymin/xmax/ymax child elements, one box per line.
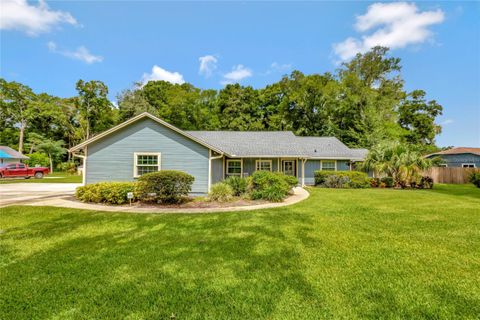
<box><xmin>0</xmin><ymin>208</ymin><xmax>326</xmax><ymax>319</ymax></box>
<box><xmin>1</xmin><ymin>187</ymin><xmax>479</xmax><ymax>319</ymax></box>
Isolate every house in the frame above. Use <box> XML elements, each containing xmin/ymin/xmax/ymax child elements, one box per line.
<box><xmin>426</xmin><ymin>147</ymin><xmax>480</xmax><ymax>168</ymax></box>
<box><xmin>69</xmin><ymin>112</ymin><xmax>368</xmax><ymax>194</ymax></box>
<box><xmin>0</xmin><ymin>146</ymin><xmax>29</xmax><ymax>164</ymax></box>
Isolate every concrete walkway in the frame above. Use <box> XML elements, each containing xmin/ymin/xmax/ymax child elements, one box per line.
<box><xmin>0</xmin><ymin>183</ymin><xmax>81</xmax><ymax>208</ymax></box>
<box><xmin>17</xmin><ymin>187</ymin><xmax>309</xmax><ymax>214</ymax></box>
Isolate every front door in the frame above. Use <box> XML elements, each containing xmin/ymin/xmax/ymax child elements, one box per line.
<box><xmin>282</xmin><ymin>160</ymin><xmax>296</xmax><ymax>176</ymax></box>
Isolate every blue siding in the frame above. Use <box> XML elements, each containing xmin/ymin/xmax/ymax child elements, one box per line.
<box><xmin>304</xmin><ymin>160</ymin><xmax>320</xmax><ymax>185</ymax></box>
<box><xmin>242</xmin><ymin>158</ymin><xmax>279</xmax><ymax>176</ymax></box>
<box><xmin>337</xmin><ymin>160</ymin><xmax>350</xmax><ymax>171</ymax></box>
<box><xmin>431</xmin><ymin>154</ymin><xmax>480</xmax><ymax>168</ymax></box>
<box><xmin>86</xmin><ymin>118</ymin><xmax>209</xmax><ymax>194</ymax></box>
<box><xmin>211</xmin><ymin>157</ymin><xmax>223</xmax><ymax>184</ymax></box>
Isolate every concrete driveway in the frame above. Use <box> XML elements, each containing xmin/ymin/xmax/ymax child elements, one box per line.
<box><xmin>0</xmin><ymin>183</ymin><xmax>81</xmax><ymax>207</ymax></box>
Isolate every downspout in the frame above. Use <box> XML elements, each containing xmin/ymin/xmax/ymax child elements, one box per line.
<box><xmin>208</xmin><ymin>150</ymin><xmax>223</xmax><ymax>192</ymax></box>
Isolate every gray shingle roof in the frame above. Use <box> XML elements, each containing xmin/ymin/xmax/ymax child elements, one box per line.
<box><xmin>186</xmin><ymin>131</ymin><xmax>367</xmax><ymax>160</ymax></box>
<box><xmin>0</xmin><ymin>146</ymin><xmax>29</xmax><ymax>159</ymax></box>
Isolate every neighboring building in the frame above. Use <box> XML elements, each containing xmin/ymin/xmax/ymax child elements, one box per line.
<box><xmin>426</xmin><ymin>147</ymin><xmax>480</xmax><ymax>168</ymax></box>
<box><xmin>0</xmin><ymin>146</ymin><xmax>29</xmax><ymax>164</ymax></box>
<box><xmin>69</xmin><ymin>112</ymin><xmax>368</xmax><ymax>194</ymax></box>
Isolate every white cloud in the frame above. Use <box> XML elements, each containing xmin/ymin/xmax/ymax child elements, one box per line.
<box><xmin>440</xmin><ymin>119</ymin><xmax>454</xmax><ymax>125</ymax></box>
<box><xmin>199</xmin><ymin>55</ymin><xmax>218</xmax><ymax>78</ymax></box>
<box><xmin>47</xmin><ymin>41</ymin><xmax>103</xmax><ymax>64</ymax></box>
<box><xmin>263</xmin><ymin>62</ymin><xmax>292</xmax><ymax>75</ymax></box>
<box><xmin>221</xmin><ymin>65</ymin><xmax>252</xmax><ymax>85</ymax></box>
<box><xmin>0</xmin><ymin>0</ymin><xmax>77</xmax><ymax>36</ymax></box>
<box><xmin>141</xmin><ymin>65</ymin><xmax>185</xmax><ymax>85</ymax></box>
<box><xmin>333</xmin><ymin>2</ymin><xmax>445</xmax><ymax>61</ymax></box>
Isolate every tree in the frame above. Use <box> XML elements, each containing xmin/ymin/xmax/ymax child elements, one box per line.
<box><xmin>75</xmin><ymin>80</ymin><xmax>116</xmax><ymax>139</ymax></box>
<box><xmin>336</xmin><ymin>46</ymin><xmax>405</xmax><ymax>147</ymax></box>
<box><xmin>398</xmin><ymin>90</ymin><xmax>443</xmax><ymax>146</ymax></box>
<box><xmin>0</xmin><ymin>79</ymin><xmax>36</xmax><ymax>153</ymax></box>
<box><xmin>362</xmin><ymin>143</ymin><xmax>435</xmax><ymax>187</ymax></box>
<box><xmin>217</xmin><ymin>84</ymin><xmax>264</xmax><ymax>130</ymax></box>
<box><xmin>276</xmin><ymin>71</ymin><xmax>340</xmax><ymax>136</ymax></box>
<box><xmin>36</xmin><ymin>139</ymin><xmax>67</xmax><ymax>173</ymax></box>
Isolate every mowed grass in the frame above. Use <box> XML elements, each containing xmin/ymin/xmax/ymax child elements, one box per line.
<box><xmin>1</xmin><ymin>185</ymin><xmax>479</xmax><ymax>319</ymax></box>
<box><xmin>0</xmin><ymin>172</ymin><xmax>82</xmax><ymax>184</ymax></box>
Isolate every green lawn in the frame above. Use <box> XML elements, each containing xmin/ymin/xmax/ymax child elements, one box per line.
<box><xmin>0</xmin><ymin>171</ymin><xmax>82</xmax><ymax>184</ymax></box>
<box><xmin>1</xmin><ymin>185</ymin><xmax>479</xmax><ymax>319</ymax></box>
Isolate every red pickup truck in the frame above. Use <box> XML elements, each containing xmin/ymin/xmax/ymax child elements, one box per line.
<box><xmin>0</xmin><ymin>163</ymin><xmax>50</xmax><ymax>179</ymax></box>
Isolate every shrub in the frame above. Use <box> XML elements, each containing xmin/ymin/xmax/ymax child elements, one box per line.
<box><xmin>283</xmin><ymin>175</ymin><xmax>299</xmax><ymax>189</ymax></box>
<box><xmin>24</xmin><ymin>152</ymin><xmax>49</xmax><ymax>167</ymax></box>
<box><xmin>135</xmin><ymin>170</ymin><xmax>194</xmax><ymax>204</ymax></box>
<box><xmin>380</xmin><ymin>177</ymin><xmax>394</xmax><ymax>188</ymax></box>
<box><xmin>57</xmin><ymin>161</ymin><xmax>77</xmax><ymax>174</ymax></box>
<box><xmin>323</xmin><ymin>175</ymin><xmax>350</xmax><ymax>188</ymax></box>
<box><xmin>248</xmin><ymin>171</ymin><xmax>292</xmax><ymax>202</ymax></box>
<box><xmin>208</xmin><ymin>182</ymin><xmax>234</xmax><ymax>202</ymax></box>
<box><xmin>469</xmin><ymin>172</ymin><xmax>480</xmax><ymax>188</ymax></box>
<box><xmin>76</xmin><ymin>182</ymin><xmax>136</xmax><ymax>204</ymax></box>
<box><xmin>370</xmin><ymin>178</ymin><xmax>380</xmax><ymax>188</ymax></box>
<box><xmin>314</xmin><ymin>170</ymin><xmax>370</xmax><ymax>188</ymax></box>
<box><xmin>418</xmin><ymin>176</ymin><xmax>434</xmax><ymax>189</ymax></box>
<box><xmin>224</xmin><ymin>176</ymin><xmax>248</xmax><ymax>196</ymax></box>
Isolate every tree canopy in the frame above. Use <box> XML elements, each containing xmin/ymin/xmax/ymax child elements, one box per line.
<box><xmin>0</xmin><ymin>46</ymin><xmax>444</xmax><ymax>170</ymax></box>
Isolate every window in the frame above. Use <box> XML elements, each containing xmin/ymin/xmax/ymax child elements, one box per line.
<box><xmin>462</xmin><ymin>163</ymin><xmax>476</xmax><ymax>168</ymax></box>
<box><xmin>321</xmin><ymin>160</ymin><xmax>336</xmax><ymax>171</ymax></box>
<box><xmin>134</xmin><ymin>153</ymin><xmax>160</xmax><ymax>177</ymax></box>
<box><xmin>256</xmin><ymin>160</ymin><xmax>272</xmax><ymax>172</ymax></box>
<box><xmin>227</xmin><ymin>160</ymin><xmax>242</xmax><ymax>176</ymax></box>
<box><xmin>18</xmin><ymin>164</ymin><xmax>26</xmax><ymax>169</ymax></box>
<box><xmin>7</xmin><ymin>164</ymin><xmax>16</xmax><ymax>169</ymax></box>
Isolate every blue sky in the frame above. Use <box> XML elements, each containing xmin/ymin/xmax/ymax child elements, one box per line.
<box><xmin>1</xmin><ymin>1</ymin><xmax>479</xmax><ymax>147</ymax></box>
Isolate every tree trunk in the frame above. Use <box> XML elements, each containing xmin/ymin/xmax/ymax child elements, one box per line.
<box><xmin>18</xmin><ymin>120</ymin><xmax>26</xmax><ymax>154</ymax></box>
<box><xmin>49</xmin><ymin>154</ymin><xmax>53</xmax><ymax>173</ymax></box>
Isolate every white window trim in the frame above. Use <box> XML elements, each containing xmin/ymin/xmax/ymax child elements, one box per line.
<box><xmin>226</xmin><ymin>159</ymin><xmax>243</xmax><ymax>176</ymax></box>
<box><xmin>255</xmin><ymin>159</ymin><xmax>273</xmax><ymax>172</ymax></box>
<box><xmin>438</xmin><ymin>163</ymin><xmax>448</xmax><ymax>167</ymax></box>
<box><xmin>133</xmin><ymin>152</ymin><xmax>161</xmax><ymax>178</ymax></box>
<box><xmin>462</xmin><ymin>163</ymin><xmax>476</xmax><ymax>168</ymax></box>
<box><xmin>321</xmin><ymin>159</ymin><xmax>337</xmax><ymax>171</ymax></box>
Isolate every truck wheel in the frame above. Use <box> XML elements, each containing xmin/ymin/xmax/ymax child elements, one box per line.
<box><xmin>34</xmin><ymin>172</ymin><xmax>44</xmax><ymax>179</ymax></box>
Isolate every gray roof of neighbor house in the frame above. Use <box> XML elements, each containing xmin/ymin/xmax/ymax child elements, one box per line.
<box><xmin>0</xmin><ymin>146</ymin><xmax>29</xmax><ymax>160</ymax></box>
<box><xmin>186</xmin><ymin>131</ymin><xmax>368</xmax><ymax>160</ymax></box>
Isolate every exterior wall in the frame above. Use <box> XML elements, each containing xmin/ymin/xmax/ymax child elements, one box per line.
<box><xmin>304</xmin><ymin>160</ymin><xmax>320</xmax><ymax>185</ymax></box>
<box><xmin>220</xmin><ymin>157</ymin><xmax>352</xmax><ymax>186</ymax></box>
<box><xmin>431</xmin><ymin>154</ymin><xmax>480</xmax><ymax>168</ymax></box>
<box><xmin>86</xmin><ymin>118</ymin><xmax>210</xmax><ymax>194</ymax></box>
<box><xmin>0</xmin><ymin>158</ymin><xmax>21</xmax><ymax>165</ymax></box>
<box><xmin>211</xmin><ymin>157</ymin><xmax>224</xmax><ymax>184</ymax></box>
<box><xmin>303</xmin><ymin>159</ymin><xmax>351</xmax><ymax>185</ymax></box>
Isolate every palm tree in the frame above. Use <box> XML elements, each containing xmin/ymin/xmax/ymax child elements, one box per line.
<box><xmin>362</xmin><ymin>142</ymin><xmax>434</xmax><ymax>188</ymax></box>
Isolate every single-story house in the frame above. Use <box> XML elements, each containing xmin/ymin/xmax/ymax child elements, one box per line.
<box><xmin>426</xmin><ymin>147</ymin><xmax>480</xmax><ymax>168</ymax></box>
<box><xmin>0</xmin><ymin>146</ymin><xmax>29</xmax><ymax>164</ymax></box>
<box><xmin>69</xmin><ymin>112</ymin><xmax>368</xmax><ymax>194</ymax></box>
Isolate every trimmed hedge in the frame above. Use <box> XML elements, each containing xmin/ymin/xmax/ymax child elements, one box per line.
<box><xmin>208</xmin><ymin>182</ymin><xmax>234</xmax><ymax>202</ymax></box>
<box><xmin>314</xmin><ymin>170</ymin><xmax>370</xmax><ymax>188</ymax></box>
<box><xmin>135</xmin><ymin>170</ymin><xmax>194</xmax><ymax>204</ymax></box>
<box><xmin>249</xmin><ymin>171</ymin><xmax>297</xmax><ymax>202</ymax></box>
<box><xmin>76</xmin><ymin>182</ymin><xmax>136</xmax><ymax>204</ymax></box>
